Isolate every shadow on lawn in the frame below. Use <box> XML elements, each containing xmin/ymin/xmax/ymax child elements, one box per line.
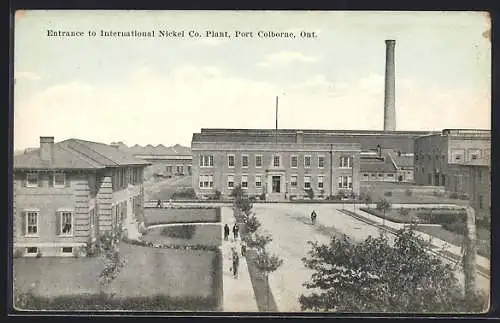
<box><xmin>289</xmin><ymin>214</ymin><xmax>342</xmax><ymax>238</ymax></box>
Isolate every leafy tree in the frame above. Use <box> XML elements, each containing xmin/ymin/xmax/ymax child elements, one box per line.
<box><xmin>364</xmin><ymin>193</ymin><xmax>373</xmax><ymax>208</ymax></box>
<box><xmin>299</xmin><ymin>228</ymin><xmax>487</xmax><ymax>313</ymax></box>
<box><xmin>376</xmin><ymin>198</ymin><xmax>392</xmax><ymax>226</ymax></box>
<box><xmin>306</xmin><ymin>188</ymin><xmax>315</xmax><ymax>200</ymax></box>
<box><xmin>336</xmin><ymin>190</ymin><xmax>346</xmax><ymax>200</ymax></box>
<box><xmin>398</xmin><ymin>207</ymin><xmax>410</xmax><ymax>219</ymax></box>
<box><xmin>255</xmin><ymin>249</ymin><xmax>284</xmax><ymax>275</ymax></box>
<box><xmin>213</xmin><ymin>189</ymin><xmax>222</xmax><ymax>200</ymax></box>
<box><xmin>245</xmin><ymin>214</ymin><xmax>262</xmax><ymax>235</ymax></box>
<box><xmin>230</xmin><ymin>185</ymin><xmax>245</xmax><ymax>200</ymax></box>
<box><xmin>98</xmin><ymin>227</ymin><xmax>127</xmax><ymax>291</ymax></box>
<box><xmin>247</xmin><ymin>232</ymin><xmax>273</xmax><ymax>251</ymax></box>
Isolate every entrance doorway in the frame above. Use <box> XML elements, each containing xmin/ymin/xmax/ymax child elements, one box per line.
<box><xmin>272</xmin><ymin>176</ymin><xmax>281</xmax><ymax>193</ymax></box>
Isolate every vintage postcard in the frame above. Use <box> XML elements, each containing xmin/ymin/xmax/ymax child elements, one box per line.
<box><xmin>12</xmin><ymin>10</ymin><xmax>491</xmax><ymax>314</ymax></box>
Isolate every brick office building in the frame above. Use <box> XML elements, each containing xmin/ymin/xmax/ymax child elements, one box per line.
<box><xmin>13</xmin><ymin>137</ymin><xmax>150</xmax><ymax>257</ymax></box>
<box><xmin>192</xmin><ymin>129</ymin><xmax>366</xmax><ymax>200</ymax></box>
<box><xmin>414</xmin><ymin>129</ymin><xmax>491</xmax><ymax>219</ymax></box>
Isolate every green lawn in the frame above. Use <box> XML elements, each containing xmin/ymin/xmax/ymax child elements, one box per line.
<box><xmin>416</xmin><ymin>226</ymin><xmax>490</xmax><ymax>259</ymax></box>
<box><xmin>144</xmin><ymin>176</ymin><xmax>193</xmax><ymax>200</ymax></box>
<box><xmin>144</xmin><ymin>207</ymin><xmax>220</xmax><ymax>226</ymax></box>
<box><xmin>360</xmin><ymin>207</ymin><xmax>422</xmax><ymax>223</ymax></box>
<box><xmin>143</xmin><ymin>224</ymin><xmax>222</xmax><ymax>247</ymax></box>
<box><xmin>13</xmin><ymin>242</ymin><xmax>221</xmax><ymax>310</ymax></box>
<box><xmin>359</xmin><ymin>207</ymin><xmax>491</xmax><ymax>259</ymax></box>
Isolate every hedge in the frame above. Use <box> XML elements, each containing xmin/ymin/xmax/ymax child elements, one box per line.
<box><xmin>14</xmin><ymin>292</ymin><xmax>218</xmax><ymax>311</ymax></box>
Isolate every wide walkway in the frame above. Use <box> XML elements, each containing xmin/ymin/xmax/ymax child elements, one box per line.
<box><xmin>220</xmin><ymin>207</ymin><xmax>258</xmax><ymax>312</ymax></box>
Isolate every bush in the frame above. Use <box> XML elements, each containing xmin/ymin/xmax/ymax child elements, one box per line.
<box><xmin>213</xmin><ymin>190</ymin><xmax>222</xmax><ymax>200</ymax></box>
<box><xmin>14</xmin><ymin>293</ymin><xmax>218</xmax><ymax>311</ymax></box>
<box><xmin>236</xmin><ymin>197</ymin><xmax>253</xmax><ymax>217</ymax></box>
<box><xmin>230</xmin><ymin>185</ymin><xmax>245</xmax><ymax>200</ymax></box>
<box><xmin>376</xmin><ymin>199</ymin><xmax>392</xmax><ymax>212</ymax></box>
<box><xmin>336</xmin><ymin>190</ymin><xmax>347</xmax><ymax>200</ymax></box>
<box><xmin>306</xmin><ymin>188</ymin><xmax>314</xmax><ymax>200</ymax></box>
<box><xmin>36</xmin><ymin>250</ymin><xmax>43</xmax><ymax>258</ymax></box>
<box><xmin>405</xmin><ymin>189</ymin><xmax>413</xmax><ymax>196</ymax></box>
<box><xmin>459</xmin><ymin>193</ymin><xmax>470</xmax><ymax>200</ymax></box>
<box><xmin>171</xmin><ymin>188</ymin><xmax>197</xmax><ymax>200</ymax></box>
<box><xmin>449</xmin><ymin>192</ymin><xmax>459</xmax><ymax>199</ymax></box>
<box><xmin>245</xmin><ymin>215</ymin><xmax>261</xmax><ymax>234</ymax></box>
<box><xmin>433</xmin><ymin>190</ymin><xmax>444</xmax><ymax>197</ymax></box>
<box><xmin>247</xmin><ymin>233</ymin><xmax>273</xmax><ymax>251</ymax></box>
<box><xmin>161</xmin><ymin>225</ymin><xmax>197</xmax><ymax>239</ymax></box>
<box><xmin>442</xmin><ymin>221</ymin><xmax>467</xmax><ymax>235</ymax></box>
<box><xmin>259</xmin><ymin>193</ymin><xmax>266</xmax><ymax>201</ymax></box>
<box><xmin>417</xmin><ymin>210</ymin><xmax>466</xmax><ymax>225</ymax></box>
<box><xmin>476</xmin><ymin>217</ymin><xmax>491</xmax><ymax>230</ymax></box>
<box><xmin>13</xmin><ymin>248</ymin><xmax>24</xmax><ymax>258</ymax></box>
<box><xmin>384</xmin><ymin>191</ymin><xmax>393</xmax><ymax>197</ymax></box>
<box><xmin>255</xmin><ymin>249</ymin><xmax>283</xmax><ymax>274</ymax></box>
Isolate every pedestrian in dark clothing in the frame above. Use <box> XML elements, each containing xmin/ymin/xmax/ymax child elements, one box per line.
<box><xmin>241</xmin><ymin>241</ymin><xmax>247</xmax><ymax>257</ymax></box>
<box><xmin>233</xmin><ymin>223</ymin><xmax>239</xmax><ymax>240</ymax></box>
<box><xmin>224</xmin><ymin>224</ymin><xmax>230</xmax><ymax>241</ymax></box>
<box><xmin>232</xmin><ymin>250</ymin><xmax>240</xmax><ymax>278</ymax></box>
<box><xmin>156</xmin><ymin>199</ymin><xmax>162</xmax><ymax>208</ymax></box>
<box><xmin>311</xmin><ymin>210</ymin><xmax>317</xmax><ymax>225</ymax></box>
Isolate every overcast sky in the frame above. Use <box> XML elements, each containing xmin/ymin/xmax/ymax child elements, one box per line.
<box><xmin>14</xmin><ymin>11</ymin><xmax>491</xmax><ymax>150</ymax></box>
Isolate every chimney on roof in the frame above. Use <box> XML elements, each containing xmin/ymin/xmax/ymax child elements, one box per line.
<box><xmin>295</xmin><ymin>131</ymin><xmax>304</xmax><ymax>144</ymax></box>
<box><xmin>40</xmin><ymin>136</ymin><xmax>54</xmax><ymax>162</ymax></box>
<box><xmin>383</xmin><ymin>40</ymin><xmax>396</xmax><ymax>132</ymax></box>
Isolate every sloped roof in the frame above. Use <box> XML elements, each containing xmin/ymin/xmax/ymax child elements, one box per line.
<box><xmin>14</xmin><ymin>138</ymin><xmax>150</xmax><ymax>170</ymax></box>
<box><xmin>388</xmin><ymin>152</ymin><xmax>414</xmax><ymax>168</ymax></box>
<box><xmin>123</xmin><ymin>144</ymin><xmax>191</xmax><ymax>156</ymax></box>
<box><xmin>360</xmin><ymin>154</ymin><xmax>397</xmax><ymax>173</ymax></box>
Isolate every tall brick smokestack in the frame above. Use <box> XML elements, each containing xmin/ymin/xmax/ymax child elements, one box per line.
<box><xmin>384</xmin><ymin>40</ymin><xmax>396</xmax><ymax>131</ymax></box>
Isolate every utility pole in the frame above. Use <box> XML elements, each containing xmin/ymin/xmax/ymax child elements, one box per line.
<box><xmin>275</xmin><ymin>96</ymin><xmax>278</xmax><ymax>147</ymax></box>
<box><xmin>352</xmin><ymin>155</ymin><xmax>356</xmax><ymax>213</ymax></box>
<box><xmin>330</xmin><ymin>144</ymin><xmax>333</xmax><ymax>199</ymax></box>
<box><xmin>464</xmin><ymin>205</ymin><xmax>477</xmax><ymax>300</ymax></box>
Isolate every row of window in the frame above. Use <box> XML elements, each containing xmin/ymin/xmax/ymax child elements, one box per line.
<box><xmin>22</xmin><ymin>209</ymin><xmax>76</xmax><ymax>237</ymax></box>
<box><xmin>362</xmin><ymin>173</ymin><xmax>395</xmax><ymax>178</ymax></box>
<box><xmin>113</xmin><ymin>168</ymin><xmax>144</xmax><ymax>191</ymax></box>
<box><xmin>200</xmin><ymin>154</ymin><xmax>354</xmax><ymax>169</ymax></box>
<box><xmin>416</xmin><ymin>149</ymin><xmax>489</xmax><ymax>163</ymax></box>
<box><xmin>166</xmin><ymin>165</ymin><xmax>192</xmax><ymax>174</ymax></box>
<box><xmin>23</xmin><ymin>246</ymin><xmax>75</xmax><ymax>255</ymax></box>
<box><xmin>25</xmin><ymin>172</ymin><xmax>67</xmax><ymax>188</ymax></box>
<box><xmin>199</xmin><ymin>175</ymin><xmax>353</xmax><ymax>190</ymax></box>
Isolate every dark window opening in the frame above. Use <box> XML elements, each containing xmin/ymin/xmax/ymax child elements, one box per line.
<box><xmin>62</xmin><ymin>247</ymin><xmax>73</xmax><ymax>253</ymax></box>
<box><xmin>26</xmin><ymin>247</ymin><xmax>38</xmax><ymax>254</ymax></box>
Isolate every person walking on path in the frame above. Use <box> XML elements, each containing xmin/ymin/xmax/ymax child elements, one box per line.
<box><xmin>233</xmin><ymin>223</ymin><xmax>240</xmax><ymax>240</ymax></box>
<box><xmin>231</xmin><ymin>248</ymin><xmax>240</xmax><ymax>279</ymax></box>
<box><xmin>156</xmin><ymin>199</ymin><xmax>162</xmax><ymax>208</ymax></box>
<box><xmin>224</xmin><ymin>224</ymin><xmax>230</xmax><ymax>241</ymax></box>
<box><xmin>311</xmin><ymin>210</ymin><xmax>317</xmax><ymax>225</ymax></box>
<box><xmin>241</xmin><ymin>240</ymin><xmax>247</xmax><ymax>258</ymax></box>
